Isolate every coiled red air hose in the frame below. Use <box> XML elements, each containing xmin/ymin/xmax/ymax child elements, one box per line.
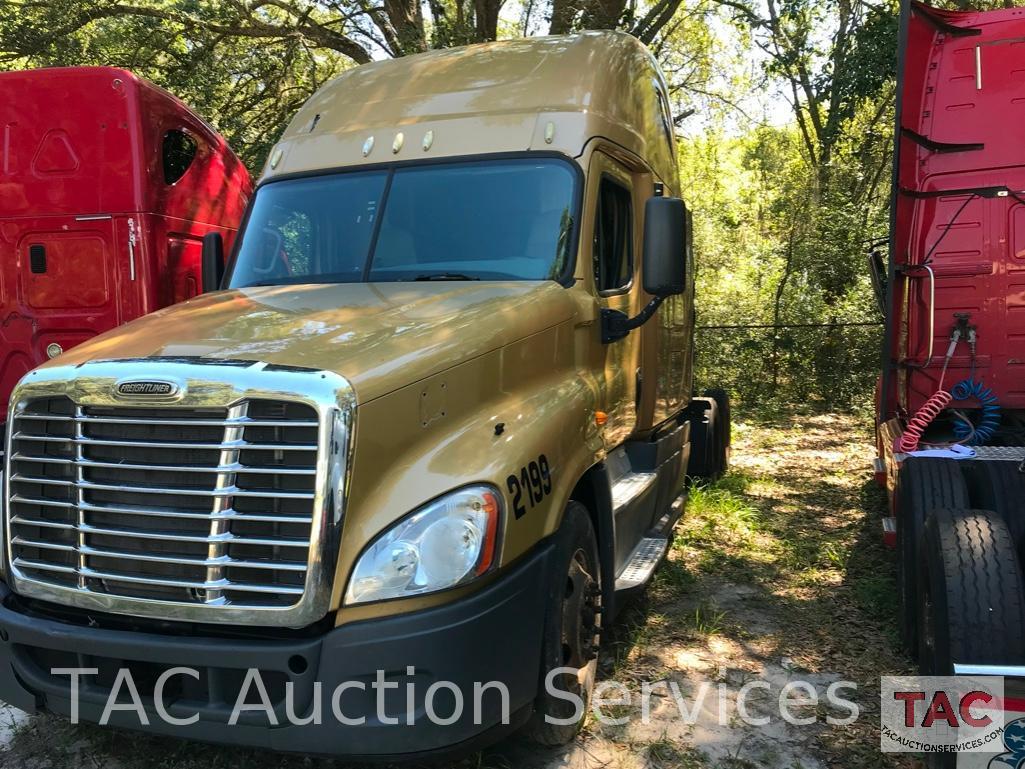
<box><xmin>897</xmin><ymin>389</ymin><xmax>953</xmax><ymax>453</ymax></box>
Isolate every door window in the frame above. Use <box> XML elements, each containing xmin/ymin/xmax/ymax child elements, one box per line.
<box><xmin>593</xmin><ymin>177</ymin><xmax>633</xmax><ymax>293</ymax></box>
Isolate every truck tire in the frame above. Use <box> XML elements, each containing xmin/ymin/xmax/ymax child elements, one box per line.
<box><xmin>703</xmin><ymin>387</ymin><xmax>731</xmax><ymax>476</ymax></box>
<box><xmin>523</xmin><ymin>501</ymin><xmax>601</xmax><ymax>746</ymax></box>
<box><xmin>897</xmin><ymin>458</ymin><xmax>968</xmax><ymax>657</ymax></box>
<box><xmin>967</xmin><ymin>460</ymin><xmax>1025</xmax><ymax>548</ymax></box>
<box><xmin>686</xmin><ymin>397</ymin><xmax>719</xmax><ymax>481</ymax></box>
<box><xmin>917</xmin><ymin>508</ymin><xmax>1025</xmax><ymax>675</ymax></box>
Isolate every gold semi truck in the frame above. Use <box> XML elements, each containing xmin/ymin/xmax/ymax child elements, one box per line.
<box><xmin>0</xmin><ymin>32</ymin><xmax>729</xmax><ymax>757</ymax></box>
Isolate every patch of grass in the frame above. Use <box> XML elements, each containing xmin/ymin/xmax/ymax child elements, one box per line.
<box><xmin>695</xmin><ymin>549</ymin><xmax>759</xmax><ymax>579</ymax></box>
<box><xmin>603</xmin><ymin>612</ymin><xmax>671</xmax><ymax>675</ymax></box>
<box><xmin>651</xmin><ymin>555</ymin><xmax>698</xmax><ymax>598</ymax></box>
<box><xmin>677</xmin><ymin>474</ymin><xmax>763</xmax><ymax>554</ymax></box>
<box><xmin>685</xmin><ymin>478</ymin><xmax>759</xmax><ymax>532</ymax></box>
<box><xmin>851</xmin><ymin>570</ymin><xmax>898</xmax><ymax>626</ymax></box>
<box><xmin>676</xmin><ymin>472</ymin><xmax>785</xmax><ymax>584</ymax></box>
<box><xmin>688</xmin><ymin>602</ymin><xmax>727</xmax><ymax>636</ymax></box>
<box><xmin>820</xmin><ymin>541</ymin><xmax>849</xmax><ymax>569</ymax></box>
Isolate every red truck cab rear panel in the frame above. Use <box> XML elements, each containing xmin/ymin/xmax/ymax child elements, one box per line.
<box><xmin>887</xmin><ymin>2</ymin><xmax>1025</xmax><ymax>419</ymax></box>
<box><xmin>0</xmin><ymin>67</ymin><xmax>250</xmax><ymax>413</ymax></box>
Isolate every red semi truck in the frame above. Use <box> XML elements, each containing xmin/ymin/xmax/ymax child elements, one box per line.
<box><xmin>879</xmin><ymin>0</ymin><xmax>1025</xmax><ymax>735</ymax></box>
<box><xmin>0</xmin><ymin>66</ymin><xmax>251</xmax><ymax>434</ymax></box>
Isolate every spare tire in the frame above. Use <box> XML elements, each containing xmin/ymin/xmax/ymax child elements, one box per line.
<box><xmin>917</xmin><ymin>508</ymin><xmax>1025</xmax><ymax>675</ymax></box>
<box><xmin>897</xmin><ymin>458</ymin><xmax>969</xmax><ymax>657</ymax></box>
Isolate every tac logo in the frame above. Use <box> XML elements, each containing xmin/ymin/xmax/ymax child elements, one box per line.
<box><xmin>893</xmin><ymin>689</ymin><xmax>996</xmax><ymax>730</ymax></box>
<box><xmin>881</xmin><ymin>676</ymin><xmax>1005</xmax><ymax>755</ymax></box>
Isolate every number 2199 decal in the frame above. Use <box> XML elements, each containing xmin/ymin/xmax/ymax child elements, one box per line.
<box><xmin>506</xmin><ymin>455</ymin><xmax>552</xmax><ymax>520</ymax></box>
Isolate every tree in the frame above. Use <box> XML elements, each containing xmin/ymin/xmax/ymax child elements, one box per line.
<box><xmin>1</xmin><ymin>0</ymin><xmax>708</xmax><ymax>67</ymax></box>
<box><xmin>710</xmin><ymin>0</ymin><xmax>897</xmax><ymax>177</ymax></box>
<box><xmin>0</xmin><ymin>0</ymin><xmax>721</xmax><ymax>168</ymax></box>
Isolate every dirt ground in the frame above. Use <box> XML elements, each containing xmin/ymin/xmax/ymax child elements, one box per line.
<box><xmin>0</xmin><ymin>412</ymin><xmax>913</xmax><ymax>769</ymax></box>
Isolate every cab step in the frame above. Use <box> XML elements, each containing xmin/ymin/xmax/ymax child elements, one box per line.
<box><xmin>615</xmin><ymin>536</ymin><xmax>668</xmax><ymax>592</ymax></box>
<box><xmin>611</xmin><ymin>471</ymin><xmax>657</xmax><ymax>510</ymax></box>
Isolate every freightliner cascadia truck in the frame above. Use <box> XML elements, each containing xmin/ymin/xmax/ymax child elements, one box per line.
<box><xmin>0</xmin><ymin>67</ymin><xmax>252</xmax><ymax>441</ymax></box>
<box><xmin>877</xmin><ymin>3</ymin><xmax>1025</xmax><ymax>763</ymax></box>
<box><xmin>0</xmin><ymin>33</ymin><xmax>728</xmax><ymax>757</ymax></box>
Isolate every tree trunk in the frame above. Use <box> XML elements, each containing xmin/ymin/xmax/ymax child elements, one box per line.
<box><xmin>475</xmin><ymin>0</ymin><xmax>503</xmax><ymax>41</ymax></box>
<box><xmin>384</xmin><ymin>0</ymin><xmax>427</xmax><ymax>53</ymax></box>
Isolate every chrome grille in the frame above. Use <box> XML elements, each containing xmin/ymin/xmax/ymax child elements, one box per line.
<box><xmin>8</xmin><ymin>396</ymin><xmax>320</xmax><ymax>610</ymax></box>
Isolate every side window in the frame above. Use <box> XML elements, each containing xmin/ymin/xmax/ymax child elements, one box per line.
<box><xmin>162</xmin><ymin>129</ymin><xmax>197</xmax><ymax>185</ymax></box>
<box><xmin>654</xmin><ymin>81</ymin><xmax>674</xmax><ymax>149</ymax></box>
<box><xmin>593</xmin><ymin>176</ymin><xmax>633</xmax><ymax>293</ymax></box>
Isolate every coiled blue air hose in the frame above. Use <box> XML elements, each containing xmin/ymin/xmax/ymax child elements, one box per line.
<box><xmin>950</xmin><ymin>377</ymin><xmax>1001</xmax><ymax>445</ymax></box>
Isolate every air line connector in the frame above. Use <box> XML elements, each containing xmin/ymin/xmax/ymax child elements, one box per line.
<box><xmin>953</xmin><ymin>312</ymin><xmax>977</xmax><ymax>358</ymax></box>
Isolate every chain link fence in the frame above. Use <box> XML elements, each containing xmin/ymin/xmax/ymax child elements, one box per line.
<box><xmin>694</xmin><ymin>321</ymin><xmax>883</xmax><ymax>413</ymax></box>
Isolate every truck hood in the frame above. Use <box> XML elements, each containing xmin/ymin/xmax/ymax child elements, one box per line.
<box><xmin>50</xmin><ymin>281</ymin><xmax>579</xmax><ymax>404</ymax></box>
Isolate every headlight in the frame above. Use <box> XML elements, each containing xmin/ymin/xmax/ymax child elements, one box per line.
<box><xmin>344</xmin><ymin>485</ymin><xmax>502</xmax><ymax>605</ymax></box>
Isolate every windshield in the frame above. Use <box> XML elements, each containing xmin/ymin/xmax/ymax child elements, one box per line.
<box><xmin>226</xmin><ymin>158</ymin><xmax>578</xmax><ymax>288</ymax></box>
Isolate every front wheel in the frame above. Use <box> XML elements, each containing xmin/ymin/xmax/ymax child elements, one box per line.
<box><xmin>522</xmin><ymin>501</ymin><xmax>601</xmax><ymax>746</ymax></box>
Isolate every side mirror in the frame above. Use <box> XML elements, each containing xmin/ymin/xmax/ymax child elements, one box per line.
<box><xmin>642</xmin><ymin>196</ymin><xmax>687</xmax><ymax>297</ymax></box>
<box><xmin>601</xmin><ymin>196</ymin><xmax>689</xmax><ymax>344</ymax></box>
<box><xmin>201</xmin><ymin>231</ymin><xmax>225</xmax><ymax>293</ymax></box>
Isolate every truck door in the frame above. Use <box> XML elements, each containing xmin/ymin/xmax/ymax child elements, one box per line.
<box><xmin>8</xmin><ymin>216</ymin><xmax>122</xmax><ymax>380</ymax></box>
<box><xmin>589</xmin><ymin>151</ymin><xmax>645</xmax><ymax>446</ymax></box>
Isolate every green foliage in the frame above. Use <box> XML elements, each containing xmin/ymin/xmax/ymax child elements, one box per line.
<box><xmin>0</xmin><ymin>0</ymin><xmax>921</xmax><ymax>415</ymax></box>
<box><xmin>0</xmin><ymin>0</ymin><xmax>351</xmax><ymax>169</ymax></box>
<box><xmin>0</xmin><ymin>0</ymin><xmax>725</xmax><ymax>171</ymax></box>
<box><xmin>682</xmin><ymin>1</ymin><xmax>897</xmax><ymax>414</ymax></box>
<box><xmin>683</xmin><ymin>107</ymin><xmax>888</xmax><ymax>412</ymax></box>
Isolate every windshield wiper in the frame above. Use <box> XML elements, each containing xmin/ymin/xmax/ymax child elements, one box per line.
<box><xmin>413</xmin><ymin>273</ymin><xmax>480</xmax><ymax>281</ymax></box>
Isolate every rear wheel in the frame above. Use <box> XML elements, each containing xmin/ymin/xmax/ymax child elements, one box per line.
<box><xmin>703</xmin><ymin>388</ymin><xmax>731</xmax><ymax>477</ymax></box>
<box><xmin>523</xmin><ymin>501</ymin><xmax>601</xmax><ymax>746</ymax></box>
<box><xmin>968</xmin><ymin>460</ymin><xmax>1025</xmax><ymax>548</ymax></box>
<box><xmin>686</xmin><ymin>397</ymin><xmax>719</xmax><ymax>481</ymax></box>
<box><xmin>896</xmin><ymin>459</ymin><xmax>968</xmax><ymax>657</ymax></box>
<box><xmin>917</xmin><ymin>508</ymin><xmax>1025</xmax><ymax>675</ymax></box>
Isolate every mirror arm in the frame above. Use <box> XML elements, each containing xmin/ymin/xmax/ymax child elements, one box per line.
<box><xmin>601</xmin><ymin>296</ymin><xmax>666</xmax><ymax>344</ymax></box>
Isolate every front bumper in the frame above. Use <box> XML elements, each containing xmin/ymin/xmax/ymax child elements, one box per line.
<box><xmin>0</xmin><ymin>542</ymin><xmax>553</xmax><ymax>759</ymax></box>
